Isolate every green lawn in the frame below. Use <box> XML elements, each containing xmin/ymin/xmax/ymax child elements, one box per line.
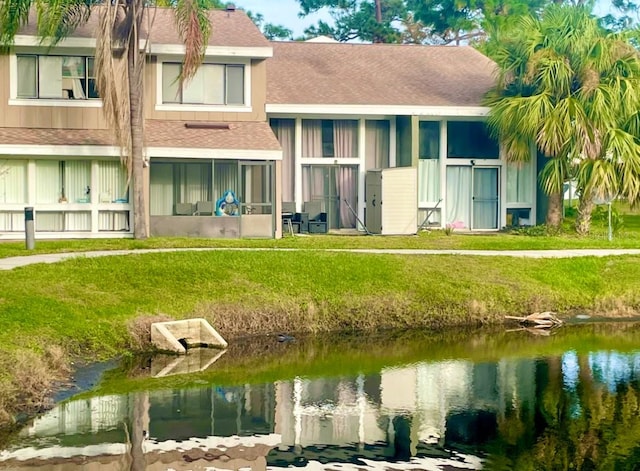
<box><xmin>0</xmin><ymin>208</ymin><xmax>638</xmax><ymax>427</ymax></box>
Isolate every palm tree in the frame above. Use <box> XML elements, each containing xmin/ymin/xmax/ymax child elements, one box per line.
<box><xmin>0</xmin><ymin>0</ymin><xmax>219</xmax><ymax>239</ymax></box>
<box><xmin>484</xmin><ymin>4</ymin><xmax>640</xmax><ymax>234</ymax></box>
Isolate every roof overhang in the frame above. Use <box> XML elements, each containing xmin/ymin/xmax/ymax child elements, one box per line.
<box><xmin>266</xmin><ymin>104</ymin><xmax>490</xmax><ymax>117</ymax></box>
<box><xmin>0</xmin><ymin>145</ymin><xmax>281</xmax><ymax>160</ymax></box>
<box><xmin>13</xmin><ymin>35</ymin><xmax>273</xmax><ymax>58</ymax></box>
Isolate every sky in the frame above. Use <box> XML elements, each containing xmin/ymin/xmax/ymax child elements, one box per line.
<box><xmin>235</xmin><ymin>0</ymin><xmax>622</xmax><ymax>37</ymax></box>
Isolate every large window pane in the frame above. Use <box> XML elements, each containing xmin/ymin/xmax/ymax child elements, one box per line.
<box><xmin>182</xmin><ymin>67</ymin><xmax>205</xmax><ymax>103</ymax></box>
<box><xmin>204</xmin><ymin>64</ymin><xmax>225</xmax><ymax>104</ymax></box>
<box><xmin>36</xmin><ymin>161</ymin><xmax>61</xmax><ymax>203</ymax></box>
<box><xmin>38</xmin><ymin>56</ymin><xmax>63</xmax><ymax>99</ymax></box>
<box><xmin>365</xmin><ymin>120</ymin><xmax>390</xmax><ymax>169</ymax></box>
<box><xmin>507</xmin><ymin>160</ymin><xmax>533</xmax><ymax>204</ymax></box>
<box><xmin>162</xmin><ymin>63</ymin><xmax>181</xmax><ymax>103</ymax></box>
<box><xmin>98</xmin><ymin>161</ymin><xmax>128</xmax><ymax>203</ymax></box>
<box><xmin>419</xmin><ymin>121</ymin><xmax>440</xmax><ymax>159</ymax></box>
<box><xmin>17</xmin><ymin>56</ymin><xmax>37</xmax><ymax>98</ymax></box>
<box><xmin>0</xmin><ymin>160</ymin><xmax>27</xmax><ymax>203</ymax></box>
<box><xmin>447</xmin><ymin>121</ymin><xmax>499</xmax><ymax>159</ymax></box>
<box><xmin>150</xmin><ymin>163</ymin><xmax>174</xmax><ymax>216</ymax></box>
<box><xmin>226</xmin><ymin>65</ymin><xmax>244</xmax><ymax>105</ymax></box>
<box><xmin>64</xmin><ymin>161</ymin><xmax>91</xmax><ymax>203</ymax></box>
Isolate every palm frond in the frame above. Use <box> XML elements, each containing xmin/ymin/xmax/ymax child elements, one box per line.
<box><xmin>539</xmin><ymin>156</ymin><xmax>569</xmax><ymax>195</ymax></box>
<box><xmin>0</xmin><ymin>0</ymin><xmax>35</xmax><ymax>47</ymax></box>
<box><xmin>174</xmin><ymin>0</ymin><xmax>210</xmax><ymax>84</ymax></box>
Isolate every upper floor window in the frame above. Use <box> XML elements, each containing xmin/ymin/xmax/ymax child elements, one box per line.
<box><xmin>17</xmin><ymin>55</ymin><xmax>97</xmax><ymax>100</ymax></box>
<box><xmin>162</xmin><ymin>63</ymin><xmax>245</xmax><ymax>105</ymax></box>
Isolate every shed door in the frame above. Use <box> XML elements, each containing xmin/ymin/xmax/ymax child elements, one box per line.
<box><xmin>365</xmin><ymin>171</ymin><xmax>382</xmax><ymax>234</ymax></box>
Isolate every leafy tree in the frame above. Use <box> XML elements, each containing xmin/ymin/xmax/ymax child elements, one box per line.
<box><xmin>484</xmin><ymin>4</ymin><xmax>640</xmax><ymax>233</ymax></box>
<box><xmin>246</xmin><ymin>11</ymin><xmax>294</xmax><ymax>40</ymax></box>
<box><xmin>0</xmin><ymin>0</ymin><xmax>220</xmax><ymax>239</ymax></box>
<box><xmin>298</xmin><ymin>0</ymin><xmax>407</xmax><ymax>42</ymax></box>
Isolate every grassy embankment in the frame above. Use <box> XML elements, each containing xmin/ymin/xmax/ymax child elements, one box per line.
<box><xmin>0</xmin><ymin>207</ymin><xmax>638</xmax><ymax>428</ymax></box>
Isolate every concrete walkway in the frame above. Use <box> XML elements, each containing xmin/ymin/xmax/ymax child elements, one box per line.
<box><xmin>1</xmin><ymin>247</ymin><xmax>640</xmax><ymax>271</ymax></box>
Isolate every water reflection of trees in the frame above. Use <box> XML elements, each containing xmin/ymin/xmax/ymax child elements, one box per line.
<box><xmin>4</xmin><ymin>340</ymin><xmax>640</xmax><ymax>470</ymax></box>
<box><xmin>487</xmin><ymin>353</ymin><xmax>640</xmax><ymax>471</ymax></box>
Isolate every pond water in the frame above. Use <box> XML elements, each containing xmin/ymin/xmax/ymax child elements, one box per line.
<box><xmin>2</xmin><ymin>323</ymin><xmax>640</xmax><ymax>470</ymax></box>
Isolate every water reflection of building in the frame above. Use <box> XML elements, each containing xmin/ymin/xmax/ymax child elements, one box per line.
<box><xmin>0</xmin><ymin>356</ymin><xmax>575</xmax><ymax>470</ymax></box>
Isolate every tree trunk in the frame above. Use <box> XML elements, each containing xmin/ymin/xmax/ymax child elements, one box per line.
<box><xmin>129</xmin><ymin>20</ymin><xmax>148</xmax><ymax>240</ymax></box>
<box><xmin>546</xmin><ymin>191</ymin><xmax>563</xmax><ymax>231</ymax></box>
<box><xmin>575</xmin><ymin>189</ymin><xmax>594</xmax><ymax>236</ymax></box>
<box><xmin>373</xmin><ymin>0</ymin><xmax>383</xmax><ymax>43</ymax></box>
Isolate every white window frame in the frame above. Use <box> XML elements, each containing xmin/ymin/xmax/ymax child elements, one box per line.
<box><xmin>155</xmin><ymin>57</ymin><xmax>252</xmax><ymax>113</ymax></box>
<box><xmin>8</xmin><ymin>54</ymin><xmax>103</xmax><ymax>108</ymax></box>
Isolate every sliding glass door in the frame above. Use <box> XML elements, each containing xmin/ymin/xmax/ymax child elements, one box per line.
<box><xmin>472</xmin><ymin>167</ymin><xmax>499</xmax><ymax>230</ymax></box>
<box><xmin>446</xmin><ymin>166</ymin><xmax>500</xmax><ymax>230</ymax></box>
<box><xmin>302</xmin><ymin>164</ymin><xmax>358</xmax><ymax>230</ymax></box>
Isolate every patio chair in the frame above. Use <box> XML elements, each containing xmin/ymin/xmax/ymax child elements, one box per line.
<box><xmin>194</xmin><ymin>201</ymin><xmax>214</xmax><ymax>216</ymax></box>
<box><xmin>175</xmin><ymin>203</ymin><xmax>195</xmax><ymax>216</ymax></box>
<box><xmin>303</xmin><ymin>201</ymin><xmax>328</xmax><ymax>233</ymax></box>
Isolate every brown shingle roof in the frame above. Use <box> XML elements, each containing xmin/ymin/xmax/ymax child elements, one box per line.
<box><xmin>18</xmin><ymin>7</ymin><xmax>269</xmax><ymax>48</ymax></box>
<box><xmin>0</xmin><ymin>121</ymin><xmax>281</xmax><ymax>151</ymax></box>
<box><xmin>267</xmin><ymin>42</ymin><xmax>497</xmax><ymax>107</ymax></box>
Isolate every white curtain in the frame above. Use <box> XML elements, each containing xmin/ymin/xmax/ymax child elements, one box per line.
<box><xmin>302</xmin><ymin>120</ymin><xmax>322</xmax><ymax>158</ymax></box>
<box><xmin>214</xmin><ymin>161</ymin><xmax>238</xmax><ymax>200</ymax></box>
<box><xmin>365</xmin><ymin>121</ymin><xmax>389</xmax><ymax>169</ymax></box>
<box><xmin>446</xmin><ymin>166</ymin><xmax>471</xmax><ymax>228</ymax></box>
<box><xmin>64</xmin><ymin>161</ymin><xmax>91</xmax><ymax>202</ymax></box>
<box><xmin>38</xmin><ymin>56</ymin><xmax>62</xmax><ymax>98</ymax></box>
<box><xmin>150</xmin><ymin>164</ymin><xmax>173</xmax><ymax>216</ymax></box>
<box><xmin>473</xmin><ymin>168</ymin><xmax>499</xmax><ymax>229</ymax></box>
<box><xmin>333</xmin><ymin>120</ymin><xmax>357</xmax><ymax>158</ymax></box>
<box><xmin>273</xmin><ymin>119</ymin><xmax>295</xmax><ymax>202</ymax></box>
<box><xmin>17</xmin><ymin>56</ymin><xmax>37</xmax><ymax>98</ymax></box>
<box><xmin>36</xmin><ymin>161</ymin><xmax>61</xmax><ymax>203</ymax></box>
<box><xmin>0</xmin><ymin>160</ymin><xmax>27</xmax><ymax>203</ymax></box>
<box><xmin>98</xmin><ymin>161</ymin><xmax>128</xmax><ymax>202</ymax></box>
<box><xmin>418</xmin><ymin>160</ymin><xmax>440</xmax><ymax>205</ymax></box>
<box><xmin>180</xmin><ymin>163</ymin><xmax>210</xmax><ymax>203</ymax></box>
<box><xmin>302</xmin><ymin>165</ymin><xmax>325</xmax><ymax>204</ymax></box>
<box><xmin>507</xmin><ymin>160</ymin><xmax>533</xmax><ymax>204</ymax></box>
<box><xmin>62</xmin><ymin>56</ymin><xmax>86</xmax><ymax>99</ymax></box>
<box><xmin>337</xmin><ymin>166</ymin><xmax>357</xmax><ymax>228</ymax></box>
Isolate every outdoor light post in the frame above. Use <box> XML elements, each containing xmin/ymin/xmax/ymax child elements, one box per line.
<box><xmin>24</xmin><ymin>206</ymin><xmax>35</xmax><ymax>250</ymax></box>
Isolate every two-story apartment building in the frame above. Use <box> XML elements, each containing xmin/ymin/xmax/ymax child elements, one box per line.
<box><xmin>0</xmin><ymin>6</ymin><xmax>538</xmax><ymax>239</ymax></box>
<box><xmin>266</xmin><ymin>41</ymin><xmax>538</xmax><ymax>233</ymax></box>
<box><xmin>0</xmin><ymin>6</ymin><xmax>281</xmax><ymax>239</ymax></box>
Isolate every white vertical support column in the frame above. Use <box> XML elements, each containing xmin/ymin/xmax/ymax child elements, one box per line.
<box><xmin>27</xmin><ymin>160</ymin><xmax>36</xmax><ymax>205</ymax></box>
<box><xmin>439</xmin><ymin>120</ymin><xmax>447</xmax><ymax>228</ymax></box>
<box><xmin>294</xmin><ymin>118</ymin><xmax>303</xmax><ymax>212</ymax></box>
<box><xmin>358</xmin><ymin>118</ymin><xmax>366</xmax><ymax>231</ymax></box>
<box><xmin>389</xmin><ymin>117</ymin><xmax>397</xmax><ymax>168</ymax></box>
<box><xmin>499</xmin><ymin>146</ymin><xmax>507</xmax><ymax>229</ymax></box>
<box><xmin>90</xmin><ymin>160</ymin><xmax>99</xmax><ymax>233</ymax></box>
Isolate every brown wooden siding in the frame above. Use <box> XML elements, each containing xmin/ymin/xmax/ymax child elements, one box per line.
<box><xmin>0</xmin><ymin>55</ymin><xmax>109</xmax><ymax>130</ymax></box>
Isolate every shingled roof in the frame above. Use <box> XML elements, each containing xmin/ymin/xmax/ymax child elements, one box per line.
<box><xmin>267</xmin><ymin>42</ymin><xmax>497</xmax><ymax>107</ymax></box>
<box><xmin>0</xmin><ymin>121</ymin><xmax>281</xmax><ymax>151</ymax></box>
<box><xmin>17</xmin><ymin>7</ymin><xmax>269</xmax><ymax>48</ymax></box>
